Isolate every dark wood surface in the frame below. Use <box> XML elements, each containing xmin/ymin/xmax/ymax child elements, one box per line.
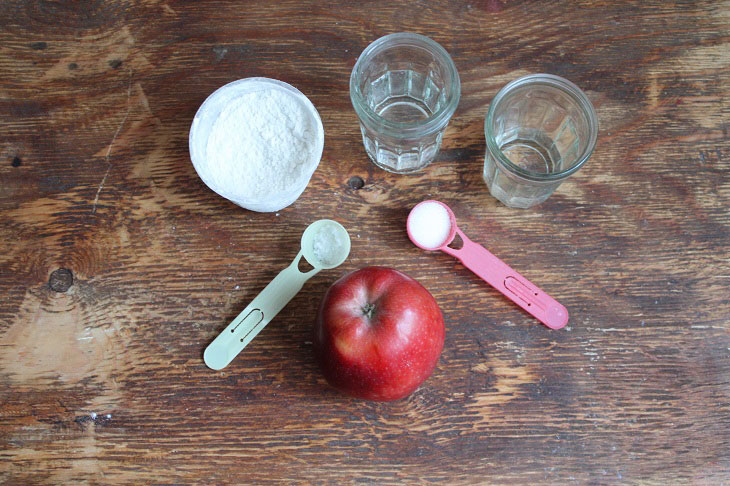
<box><xmin>1</xmin><ymin>1</ymin><xmax>729</xmax><ymax>484</ymax></box>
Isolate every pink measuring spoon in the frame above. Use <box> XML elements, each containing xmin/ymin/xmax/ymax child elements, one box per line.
<box><xmin>407</xmin><ymin>200</ymin><xmax>568</xmax><ymax>329</ymax></box>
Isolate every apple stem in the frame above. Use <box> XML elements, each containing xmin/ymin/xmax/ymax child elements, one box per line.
<box><xmin>362</xmin><ymin>303</ymin><xmax>376</xmax><ymax>319</ymax></box>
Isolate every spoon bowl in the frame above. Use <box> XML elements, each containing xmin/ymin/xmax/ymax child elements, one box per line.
<box><xmin>406</xmin><ymin>199</ymin><xmax>457</xmax><ymax>251</ymax></box>
<box><xmin>301</xmin><ymin>219</ymin><xmax>351</xmax><ymax>269</ymax></box>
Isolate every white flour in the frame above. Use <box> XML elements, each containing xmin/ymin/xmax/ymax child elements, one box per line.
<box><xmin>205</xmin><ymin>87</ymin><xmax>317</xmax><ymax>199</ymax></box>
<box><xmin>312</xmin><ymin>225</ymin><xmax>343</xmax><ymax>265</ymax></box>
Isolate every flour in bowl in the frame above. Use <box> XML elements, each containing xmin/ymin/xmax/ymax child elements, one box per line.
<box><xmin>205</xmin><ymin>87</ymin><xmax>318</xmax><ymax>199</ymax></box>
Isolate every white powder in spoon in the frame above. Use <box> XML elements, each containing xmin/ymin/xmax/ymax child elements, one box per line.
<box><xmin>408</xmin><ymin>201</ymin><xmax>452</xmax><ymax>249</ymax></box>
<box><xmin>312</xmin><ymin>225</ymin><xmax>343</xmax><ymax>266</ymax></box>
<box><xmin>205</xmin><ymin>87</ymin><xmax>317</xmax><ymax>199</ymax></box>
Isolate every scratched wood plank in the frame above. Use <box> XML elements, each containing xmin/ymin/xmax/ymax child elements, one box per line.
<box><xmin>0</xmin><ymin>0</ymin><xmax>729</xmax><ymax>484</ymax></box>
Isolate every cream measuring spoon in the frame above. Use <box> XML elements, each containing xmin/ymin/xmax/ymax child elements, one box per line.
<box><xmin>204</xmin><ymin>219</ymin><xmax>351</xmax><ymax>370</ymax></box>
<box><xmin>407</xmin><ymin>200</ymin><xmax>568</xmax><ymax>329</ymax></box>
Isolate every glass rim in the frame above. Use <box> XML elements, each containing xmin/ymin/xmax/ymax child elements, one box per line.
<box><xmin>350</xmin><ymin>32</ymin><xmax>461</xmax><ymax>136</ymax></box>
<box><xmin>484</xmin><ymin>74</ymin><xmax>598</xmax><ymax>182</ymax></box>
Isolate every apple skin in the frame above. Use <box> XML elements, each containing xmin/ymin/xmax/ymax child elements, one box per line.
<box><xmin>313</xmin><ymin>266</ymin><xmax>445</xmax><ymax>401</ymax></box>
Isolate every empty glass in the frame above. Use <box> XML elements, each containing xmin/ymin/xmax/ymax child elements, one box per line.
<box><xmin>350</xmin><ymin>33</ymin><xmax>461</xmax><ymax>174</ymax></box>
<box><xmin>483</xmin><ymin>74</ymin><xmax>598</xmax><ymax>208</ymax></box>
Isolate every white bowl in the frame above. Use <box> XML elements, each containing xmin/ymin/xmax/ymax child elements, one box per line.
<box><xmin>189</xmin><ymin>78</ymin><xmax>324</xmax><ymax>212</ymax></box>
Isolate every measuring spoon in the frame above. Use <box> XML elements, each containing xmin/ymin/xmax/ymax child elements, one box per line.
<box><xmin>204</xmin><ymin>220</ymin><xmax>351</xmax><ymax>370</ymax></box>
<box><xmin>407</xmin><ymin>200</ymin><xmax>568</xmax><ymax>329</ymax></box>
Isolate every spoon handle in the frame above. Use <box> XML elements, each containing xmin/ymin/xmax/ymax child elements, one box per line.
<box><xmin>442</xmin><ymin>229</ymin><xmax>569</xmax><ymax>329</ymax></box>
<box><xmin>204</xmin><ymin>251</ymin><xmax>318</xmax><ymax>370</ymax></box>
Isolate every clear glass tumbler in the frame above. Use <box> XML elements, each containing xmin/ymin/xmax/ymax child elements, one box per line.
<box><xmin>483</xmin><ymin>74</ymin><xmax>598</xmax><ymax>208</ymax></box>
<box><xmin>350</xmin><ymin>33</ymin><xmax>461</xmax><ymax>174</ymax></box>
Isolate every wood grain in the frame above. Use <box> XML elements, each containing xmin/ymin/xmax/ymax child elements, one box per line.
<box><xmin>1</xmin><ymin>0</ymin><xmax>729</xmax><ymax>484</ymax></box>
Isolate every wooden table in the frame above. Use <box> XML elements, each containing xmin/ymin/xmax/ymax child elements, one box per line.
<box><xmin>1</xmin><ymin>1</ymin><xmax>728</xmax><ymax>483</ymax></box>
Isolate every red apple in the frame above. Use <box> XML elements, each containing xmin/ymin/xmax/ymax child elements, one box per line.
<box><xmin>313</xmin><ymin>266</ymin><xmax>445</xmax><ymax>401</ymax></box>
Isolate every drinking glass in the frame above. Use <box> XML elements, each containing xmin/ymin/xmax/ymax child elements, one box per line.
<box><xmin>350</xmin><ymin>33</ymin><xmax>461</xmax><ymax>174</ymax></box>
<box><xmin>483</xmin><ymin>74</ymin><xmax>598</xmax><ymax>208</ymax></box>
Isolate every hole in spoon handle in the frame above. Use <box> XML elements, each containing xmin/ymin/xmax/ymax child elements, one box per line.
<box><xmin>504</xmin><ymin>276</ymin><xmax>568</xmax><ymax>329</ymax></box>
<box><xmin>446</xmin><ymin>237</ymin><xmax>568</xmax><ymax>329</ymax></box>
<box><xmin>204</xmin><ymin>257</ymin><xmax>317</xmax><ymax>370</ymax></box>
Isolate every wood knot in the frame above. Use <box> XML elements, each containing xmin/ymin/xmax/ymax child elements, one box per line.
<box><xmin>11</xmin><ymin>156</ymin><xmax>21</xmax><ymax>167</ymax></box>
<box><xmin>347</xmin><ymin>176</ymin><xmax>365</xmax><ymax>190</ymax></box>
<box><xmin>49</xmin><ymin>268</ymin><xmax>73</xmax><ymax>292</ymax></box>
